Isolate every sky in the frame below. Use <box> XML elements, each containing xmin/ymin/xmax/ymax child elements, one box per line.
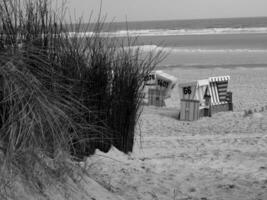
<box><xmin>66</xmin><ymin>0</ymin><xmax>267</xmax><ymax>22</ymax></box>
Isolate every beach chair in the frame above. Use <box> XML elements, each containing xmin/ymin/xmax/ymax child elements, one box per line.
<box><xmin>147</xmin><ymin>88</ymin><xmax>166</xmax><ymax>107</ymax></box>
<box><xmin>208</xmin><ymin>75</ymin><xmax>233</xmax><ymax>114</ymax></box>
<box><xmin>178</xmin><ymin>79</ymin><xmax>210</xmax><ymax>121</ymax></box>
<box><xmin>145</xmin><ymin>70</ymin><xmax>177</xmax><ymax>107</ymax></box>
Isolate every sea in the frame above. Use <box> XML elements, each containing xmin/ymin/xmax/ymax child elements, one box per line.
<box><xmin>83</xmin><ymin>17</ymin><xmax>267</xmax><ymax>68</ymax></box>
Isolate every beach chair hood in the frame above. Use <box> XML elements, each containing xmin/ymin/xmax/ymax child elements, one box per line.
<box><xmin>178</xmin><ymin>79</ymin><xmax>209</xmax><ymax>103</ymax></box>
<box><xmin>144</xmin><ymin>70</ymin><xmax>178</xmax><ymax>98</ymax></box>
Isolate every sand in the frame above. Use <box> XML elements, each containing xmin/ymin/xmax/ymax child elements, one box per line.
<box><xmin>6</xmin><ymin>67</ymin><xmax>267</xmax><ymax>200</ymax></box>
<box><xmin>86</xmin><ymin>66</ymin><xmax>267</xmax><ymax>200</ymax></box>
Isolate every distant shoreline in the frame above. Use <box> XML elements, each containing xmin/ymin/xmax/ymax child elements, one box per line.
<box><xmin>157</xmin><ymin>63</ymin><xmax>267</xmax><ymax>70</ymax></box>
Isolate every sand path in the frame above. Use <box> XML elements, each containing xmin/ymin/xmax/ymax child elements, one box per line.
<box><xmin>88</xmin><ymin>107</ymin><xmax>267</xmax><ymax>200</ymax></box>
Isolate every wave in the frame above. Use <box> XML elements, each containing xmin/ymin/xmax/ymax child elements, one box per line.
<box><xmin>126</xmin><ymin>45</ymin><xmax>267</xmax><ymax>54</ymax></box>
<box><xmin>112</xmin><ymin>27</ymin><xmax>267</xmax><ymax>37</ymax></box>
<box><xmin>170</xmin><ymin>48</ymin><xmax>267</xmax><ymax>53</ymax></box>
<box><xmin>68</xmin><ymin>27</ymin><xmax>267</xmax><ymax>37</ymax></box>
<box><xmin>157</xmin><ymin>63</ymin><xmax>267</xmax><ymax>69</ymax></box>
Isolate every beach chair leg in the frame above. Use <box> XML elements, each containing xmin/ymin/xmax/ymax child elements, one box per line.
<box><xmin>208</xmin><ymin>106</ymin><xmax>212</xmax><ymax>117</ymax></box>
<box><xmin>229</xmin><ymin>103</ymin><xmax>233</xmax><ymax>111</ymax></box>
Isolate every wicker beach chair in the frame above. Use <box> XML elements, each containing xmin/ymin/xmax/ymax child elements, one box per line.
<box><xmin>178</xmin><ymin>79</ymin><xmax>210</xmax><ymax>121</ymax></box>
<box><xmin>208</xmin><ymin>75</ymin><xmax>233</xmax><ymax>113</ymax></box>
<box><xmin>145</xmin><ymin>70</ymin><xmax>177</xmax><ymax>107</ymax></box>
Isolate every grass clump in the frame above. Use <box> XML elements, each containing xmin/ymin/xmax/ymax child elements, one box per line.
<box><xmin>109</xmin><ymin>45</ymin><xmax>163</xmax><ymax>152</ymax></box>
<box><xmin>0</xmin><ymin>0</ymin><xmax>165</xmax><ymax>198</ymax></box>
<box><xmin>0</xmin><ymin>1</ymin><xmax>91</xmax><ymax>197</ymax></box>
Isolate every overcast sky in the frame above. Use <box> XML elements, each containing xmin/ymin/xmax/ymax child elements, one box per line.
<box><xmin>66</xmin><ymin>0</ymin><xmax>267</xmax><ymax>22</ymax></box>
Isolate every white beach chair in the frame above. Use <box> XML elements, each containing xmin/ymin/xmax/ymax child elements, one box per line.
<box><xmin>178</xmin><ymin>79</ymin><xmax>209</xmax><ymax>120</ymax></box>
<box><xmin>144</xmin><ymin>70</ymin><xmax>178</xmax><ymax>106</ymax></box>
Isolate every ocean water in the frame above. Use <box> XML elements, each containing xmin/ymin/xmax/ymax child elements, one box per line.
<box><xmin>85</xmin><ymin>17</ymin><xmax>267</xmax><ymax>68</ymax></box>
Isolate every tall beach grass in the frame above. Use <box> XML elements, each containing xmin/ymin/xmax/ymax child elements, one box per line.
<box><xmin>0</xmin><ymin>0</ymin><xmax>165</xmax><ymax>198</ymax></box>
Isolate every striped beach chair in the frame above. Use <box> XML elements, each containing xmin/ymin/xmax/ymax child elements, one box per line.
<box><xmin>208</xmin><ymin>76</ymin><xmax>230</xmax><ymax>106</ymax></box>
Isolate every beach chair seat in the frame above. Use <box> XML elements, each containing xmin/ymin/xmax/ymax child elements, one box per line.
<box><xmin>148</xmin><ymin>88</ymin><xmax>166</xmax><ymax>107</ymax></box>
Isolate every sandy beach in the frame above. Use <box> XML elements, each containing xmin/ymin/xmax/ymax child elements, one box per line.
<box><xmin>7</xmin><ymin>67</ymin><xmax>267</xmax><ymax>200</ymax></box>
<box><xmin>1</xmin><ymin>1</ymin><xmax>267</xmax><ymax>199</ymax></box>
<box><xmin>85</xmin><ymin>66</ymin><xmax>267</xmax><ymax>200</ymax></box>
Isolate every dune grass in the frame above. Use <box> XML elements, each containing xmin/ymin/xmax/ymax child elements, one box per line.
<box><xmin>0</xmin><ymin>0</ymin><xmax>165</xmax><ymax>198</ymax></box>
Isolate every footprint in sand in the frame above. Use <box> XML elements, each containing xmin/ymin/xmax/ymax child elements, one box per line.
<box><xmin>217</xmin><ymin>183</ymin><xmax>236</xmax><ymax>190</ymax></box>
